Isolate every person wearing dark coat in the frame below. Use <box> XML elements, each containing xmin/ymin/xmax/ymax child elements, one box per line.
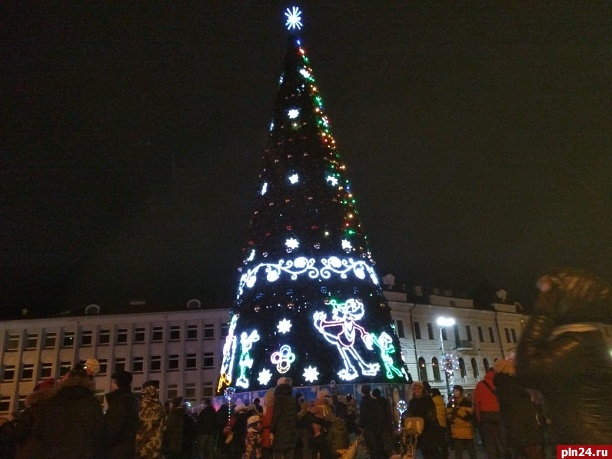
<box><xmin>196</xmin><ymin>399</ymin><xmax>219</xmax><ymax>459</ymax></box>
<box><xmin>165</xmin><ymin>397</ymin><xmax>197</xmax><ymax>459</ymax></box>
<box><xmin>404</xmin><ymin>382</ymin><xmax>441</xmax><ymax>459</ymax></box>
<box><xmin>270</xmin><ymin>377</ymin><xmax>297</xmax><ymax>459</ymax></box>
<box><xmin>517</xmin><ymin>269</ymin><xmax>612</xmax><ymax>446</ymax></box>
<box><xmin>14</xmin><ymin>377</ymin><xmax>56</xmax><ymax>458</ymax></box>
<box><xmin>357</xmin><ymin>385</ymin><xmax>385</xmax><ymax>459</ymax></box>
<box><xmin>32</xmin><ymin>368</ymin><xmax>104</xmax><ymax>459</ymax></box>
<box><xmin>104</xmin><ymin>370</ymin><xmax>140</xmax><ymax>459</ymax></box>
<box><xmin>371</xmin><ymin>388</ymin><xmax>395</xmax><ymax>458</ymax></box>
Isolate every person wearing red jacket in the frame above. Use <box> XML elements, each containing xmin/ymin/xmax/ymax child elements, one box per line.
<box><xmin>473</xmin><ymin>368</ymin><xmax>503</xmax><ymax>459</ymax></box>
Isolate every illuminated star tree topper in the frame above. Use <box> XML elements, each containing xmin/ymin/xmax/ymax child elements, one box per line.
<box><xmin>285</xmin><ymin>6</ymin><xmax>303</xmax><ymax>31</ymax></box>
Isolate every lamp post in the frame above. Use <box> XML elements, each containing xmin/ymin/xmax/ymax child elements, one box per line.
<box><xmin>436</xmin><ymin>316</ymin><xmax>456</xmax><ymax>398</ymax></box>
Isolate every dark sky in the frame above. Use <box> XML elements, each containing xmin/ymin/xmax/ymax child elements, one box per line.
<box><xmin>2</xmin><ymin>2</ymin><xmax>611</xmax><ymax>315</ymax></box>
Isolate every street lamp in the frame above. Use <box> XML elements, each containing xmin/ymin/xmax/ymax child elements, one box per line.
<box><xmin>436</xmin><ymin>316</ymin><xmax>456</xmax><ymax>399</ymax></box>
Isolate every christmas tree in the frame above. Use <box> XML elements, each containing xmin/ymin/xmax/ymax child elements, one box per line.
<box><xmin>218</xmin><ymin>7</ymin><xmax>410</xmax><ymax>394</ymax></box>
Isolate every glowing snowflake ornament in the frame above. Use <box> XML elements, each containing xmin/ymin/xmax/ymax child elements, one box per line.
<box><xmin>288</xmin><ymin>108</ymin><xmax>300</xmax><ymax>119</ymax></box>
<box><xmin>284</xmin><ymin>6</ymin><xmax>303</xmax><ymax>31</ymax></box>
<box><xmin>288</xmin><ymin>173</ymin><xmax>299</xmax><ymax>184</ymax></box>
<box><xmin>277</xmin><ymin>318</ymin><xmax>292</xmax><ymax>334</ymax></box>
<box><xmin>299</xmin><ymin>68</ymin><xmax>311</xmax><ymax>79</ymax></box>
<box><xmin>258</xmin><ymin>369</ymin><xmax>273</xmax><ymax>386</ymax></box>
<box><xmin>341</xmin><ymin>239</ymin><xmax>352</xmax><ymax>251</ymax></box>
<box><xmin>326</xmin><ymin>175</ymin><xmax>339</xmax><ymax>186</ymax></box>
<box><xmin>303</xmin><ymin>365</ymin><xmax>319</xmax><ymax>383</ymax></box>
<box><xmin>285</xmin><ymin>238</ymin><xmax>299</xmax><ymax>250</ymax></box>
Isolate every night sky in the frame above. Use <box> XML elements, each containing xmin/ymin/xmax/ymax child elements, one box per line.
<box><xmin>2</xmin><ymin>2</ymin><xmax>610</xmax><ymax>315</ymax></box>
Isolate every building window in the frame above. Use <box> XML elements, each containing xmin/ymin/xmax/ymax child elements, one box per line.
<box><xmin>81</xmin><ymin>330</ymin><xmax>93</xmax><ymax>347</ymax></box>
<box><xmin>6</xmin><ymin>334</ymin><xmax>20</xmax><ymax>351</ymax></box>
<box><xmin>186</xmin><ymin>354</ymin><xmax>197</xmax><ymax>370</ymax></box>
<box><xmin>132</xmin><ymin>357</ymin><xmax>144</xmax><ymax>373</ymax></box>
<box><xmin>511</xmin><ymin>329</ymin><xmax>517</xmax><ymax>343</ymax></box>
<box><xmin>114</xmin><ymin>358</ymin><xmax>126</xmax><ymax>373</ymax></box>
<box><xmin>459</xmin><ymin>358</ymin><xmax>467</xmax><ymax>378</ymax></box>
<box><xmin>99</xmin><ymin>329</ymin><xmax>110</xmax><ymax>345</ymax></box>
<box><xmin>168</xmin><ymin>355</ymin><xmax>179</xmax><ymax>371</ymax></box>
<box><xmin>150</xmin><ymin>356</ymin><xmax>162</xmax><ymax>372</ymax></box>
<box><xmin>62</xmin><ymin>332</ymin><xmax>75</xmax><ymax>348</ymax></box>
<box><xmin>116</xmin><ymin>329</ymin><xmax>128</xmax><ymax>345</ymax></box>
<box><xmin>185</xmin><ymin>383</ymin><xmax>196</xmax><ymax>401</ymax></box>
<box><xmin>98</xmin><ymin>359</ymin><xmax>108</xmax><ymax>375</ymax></box>
<box><xmin>169</xmin><ymin>326</ymin><xmax>180</xmax><ymax>341</ymax></box>
<box><xmin>187</xmin><ymin>325</ymin><xmax>198</xmax><ymax>340</ymax></box>
<box><xmin>17</xmin><ymin>395</ymin><xmax>27</xmax><ymax>412</ymax></box>
<box><xmin>59</xmin><ymin>362</ymin><xmax>71</xmax><ymax>377</ymax></box>
<box><xmin>25</xmin><ymin>333</ymin><xmax>38</xmax><ymax>349</ymax></box>
<box><xmin>414</xmin><ymin>322</ymin><xmax>422</xmax><ymax>340</ymax></box>
<box><xmin>478</xmin><ymin>326</ymin><xmax>484</xmax><ymax>342</ymax></box>
<box><xmin>40</xmin><ymin>362</ymin><xmax>53</xmax><ymax>378</ymax></box>
<box><xmin>504</xmin><ymin>328</ymin><xmax>511</xmax><ymax>343</ymax></box>
<box><xmin>466</xmin><ymin>326</ymin><xmax>472</xmax><ymax>341</ymax></box>
<box><xmin>203</xmin><ymin>352</ymin><xmax>214</xmax><ymax>369</ymax></box>
<box><xmin>167</xmin><ymin>384</ymin><xmax>178</xmax><ymax>402</ymax></box>
<box><xmin>471</xmin><ymin>358</ymin><xmax>479</xmax><ymax>378</ymax></box>
<box><xmin>453</xmin><ymin>325</ymin><xmax>460</xmax><ymax>342</ymax></box>
<box><xmin>432</xmin><ymin>357</ymin><xmax>441</xmax><ymax>381</ymax></box>
<box><xmin>488</xmin><ymin>327</ymin><xmax>495</xmax><ymax>343</ymax></box>
<box><xmin>395</xmin><ymin>320</ymin><xmax>405</xmax><ymax>338</ymax></box>
<box><xmin>0</xmin><ymin>396</ymin><xmax>10</xmax><ymax>413</ymax></box>
<box><xmin>44</xmin><ymin>332</ymin><xmax>56</xmax><ymax>348</ymax></box>
<box><xmin>441</xmin><ymin>328</ymin><xmax>448</xmax><ymax>341</ymax></box>
<box><xmin>418</xmin><ymin>357</ymin><xmax>428</xmax><ymax>382</ymax></box>
<box><xmin>21</xmin><ymin>364</ymin><xmax>34</xmax><ymax>380</ymax></box>
<box><xmin>202</xmin><ymin>381</ymin><xmax>214</xmax><ymax>398</ymax></box>
<box><xmin>483</xmin><ymin>358</ymin><xmax>490</xmax><ymax>372</ymax></box>
<box><xmin>3</xmin><ymin>365</ymin><xmax>15</xmax><ymax>381</ymax></box>
<box><xmin>152</xmin><ymin>326</ymin><xmax>163</xmax><ymax>342</ymax></box>
<box><xmin>203</xmin><ymin>324</ymin><xmax>215</xmax><ymax>340</ymax></box>
<box><xmin>427</xmin><ymin>323</ymin><xmax>434</xmax><ymax>340</ymax></box>
<box><xmin>220</xmin><ymin>323</ymin><xmax>229</xmax><ymax>338</ymax></box>
<box><xmin>134</xmin><ymin>328</ymin><xmax>146</xmax><ymax>343</ymax></box>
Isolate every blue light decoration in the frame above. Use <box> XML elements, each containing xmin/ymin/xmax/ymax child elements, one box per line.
<box><xmin>284</xmin><ymin>6</ymin><xmax>303</xmax><ymax>31</ymax></box>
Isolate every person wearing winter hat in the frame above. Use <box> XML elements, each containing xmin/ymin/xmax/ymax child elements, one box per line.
<box><xmin>446</xmin><ymin>385</ymin><xmax>477</xmax><ymax>459</ymax></box>
<box><xmin>271</xmin><ymin>375</ymin><xmax>297</xmax><ymax>459</ymax></box>
<box><xmin>245</xmin><ymin>404</ymin><xmax>263</xmax><ymax>459</ymax></box>
<box><xmin>359</xmin><ymin>385</ymin><xmax>385</xmax><ymax>459</ymax></box>
<box><xmin>104</xmin><ymin>370</ymin><xmax>139</xmax><ymax>458</ymax></box>
<box><xmin>14</xmin><ymin>378</ymin><xmax>57</xmax><ymax>457</ymax></box>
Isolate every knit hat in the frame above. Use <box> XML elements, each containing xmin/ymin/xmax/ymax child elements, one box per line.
<box><xmin>111</xmin><ymin>370</ymin><xmax>133</xmax><ymax>388</ymax></box>
<box><xmin>33</xmin><ymin>377</ymin><xmax>56</xmax><ymax>392</ymax></box>
<box><xmin>411</xmin><ymin>381</ymin><xmax>424</xmax><ymax>389</ymax></box>
<box><xmin>277</xmin><ymin>377</ymin><xmax>292</xmax><ymax>386</ymax></box>
<box><xmin>84</xmin><ymin>358</ymin><xmax>100</xmax><ymax>376</ymax></box>
<box><xmin>142</xmin><ymin>380</ymin><xmax>160</xmax><ymax>389</ymax></box>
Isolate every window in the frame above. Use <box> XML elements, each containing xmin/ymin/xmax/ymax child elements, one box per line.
<box><xmin>168</xmin><ymin>355</ymin><xmax>179</xmax><ymax>371</ymax></box>
<box><xmin>116</xmin><ymin>329</ymin><xmax>128</xmax><ymax>345</ymax></box>
<box><xmin>202</xmin><ymin>381</ymin><xmax>214</xmax><ymax>398</ymax></box>
<box><xmin>3</xmin><ymin>365</ymin><xmax>15</xmax><ymax>381</ymax></box>
<box><xmin>483</xmin><ymin>358</ymin><xmax>490</xmax><ymax>372</ymax></box>
<box><xmin>418</xmin><ymin>357</ymin><xmax>428</xmax><ymax>382</ymax></box>
<box><xmin>152</xmin><ymin>326</ymin><xmax>163</xmax><ymax>342</ymax></box>
<box><xmin>220</xmin><ymin>323</ymin><xmax>229</xmax><ymax>338</ymax></box>
<box><xmin>167</xmin><ymin>384</ymin><xmax>178</xmax><ymax>402</ymax></box>
<box><xmin>471</xmin><ymin>358</ymin><xmax>479</xmax><ymax>378</ymax></box>
<box><xmin>414</xmin><ymin>322</ymin><xmax>422</xmax><ymax>340</ymax></box>
<box><xmin>488</xmin><ymin>327</ymin><xmax>495</xmax><ymax>343</ymax></box>
<box><xmin>99</xmin><ymin>329</ymin><xmax>110</xmax><ymax>345</ymax></box>
<box><xmin>44</xmin><ymin>332</ymin><xmax>56</xmax><ymax>348</ymax></box>
<box><xmin>394</xmin><ymin>320</ymin><xmax>405</xmax><ymax>338</ymax></box>
<box><xmin>466</xmin><ymin>326</ymin><xmax>472</xmax><ymax>341</ymax></box>
<box><xmin>459</xmin><ymin>358</ymin><xmax>467</xmax><ymax>378</ymax></box>
<box><xmin>134</xmin><ymin>328</ymin><xmax>146</xmax><ymax>343</ymax></box>
<box><xmin>427</xmin><ymin>323</ymin><xmax>434</xmax><ymax>340</ymax></box>
<box><xmin>17</xmin><ymin>395</ymin><xmax>27</xmax><ymax>412</ymax></box>
<box><xmin>40</xmin><ymin>362</ymin><xmax>53</xmax><ymax>378</ymax></box>
<box><xmin>62</xmin><ymin>331</ymin><xmax>75</xmax><ymax>347</ymax></box>
<box><xmin>441</xmin><ymin>328</ymin><xmax>448</xmax><ymax>341</ymax></box>
<box><xmin>0</xmin><ymin>396</ymin><xmax>10</xmax><ymax>413</ymax></box>
<box><xmin>187</xmin><ymin>325</ymin><xmax>198</xmax><ymax>340</ymax></box>
<box><xmin>478</xmin><ymin>326</ymin><xmax>484</xmax><ymax>342</ymax></box>
<box><xmin>150</xmin><ymin>356</ymin><xmax>162</xmax><ymax>372</ymax></box>
<box><xmin>132</xmin><ymin>357</ymin><xmax>144</xmax><ymax>373</ymax></box>
<box><xmin>59</xmin><ymin>361</ymin><xmax>71</xmax><ymax>377</ymax></box>
<box><xmin>186</xmin><ymin>354</ymin><xmax>197</xmax><ymax>370</ymax></box>
<box><xmin>6</xmin><ymin>334</ymin><xmax>20</xmax><ymax>351</ymax></box>
<box><xmin>185</xmin><ymin>383</ymin><xmax>196</xmax><ymax>401</ymax></box>
<box><xmin>98</xmin><ymin>359</ymin><xmax>108</xmax><ymax>375</ymax></box>
<box><xmin>203</xmin><ymin>323</ymin><xmax>215</xmax><ymax>340</ymax></box>
<box><xmin>21</xmin><ymin>363</ymin><xmax>34</xmax><ymax>380</ymax></box>
<box><xmin>81</xmin><ymin>330</ymin><xmax>92</xmax><ymax>347</ymax></box>
<box><xmin>453</xmin><ymin>325</ymin><xmax>460</xmax><ymax>342</ymax></box>
<box><xmin>114</xmin><ymin>358</ymin><xmax>126</xmax><ymax>373</ymax></box>
<box><xmin>511</xmin><ymin>329</ymin><xmax>517</xmax><ymax>343</ymax></box>
<box><xmin>203</xmin><ymin>352</ymin><xmax>214</xmax><ymax>369</ymax></box>
<box><xmin>26</xmin><ymin>333</ymin><xmax>38</xmax><ymax>349</ymax></box>
<box><xmin>504</xmin><ymin>328</ymin><xmax>511</xmax><ymax>343</ymax></box>
<box><xmin>432</xmin><ymin>357</ymin><xmax>441</xmax><ymax>381</ymax></box>
<box><xmin>169</xmin><ymin>326</ymin><xmax>180</xmax><ymax>341</ymax></box>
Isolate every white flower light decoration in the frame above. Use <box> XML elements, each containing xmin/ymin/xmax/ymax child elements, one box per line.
<box><xmin>258</xmin><ymin>369</ymin><xmax>273</xmax><ymax>386</ymax></box>
<box><xmin>289</xmin><ymin>173</ymin><xmax>299</xmax><ymax>184</ymax></box>
<box><xmin>285</xmin><ymin>238</ymin><xmax>299</xmax><ymax>250</ymax></box>
<box><xmin>288</xmin><ymin>108</ymin><xmax>300</xmax><ymax>119</ymax></box>
<box><xmin>326</xmin><ymin>175</ymin><xmax>339</xmax><ymax>186</ymax></box>
<box><xmin>277</xmin><ymin>318</ymin><xmax>292</xmax><ymax>334</ymax></box>
<box><xmin>303</xmin><ymin>365</ymin><xmax>319</xmax><ymax>383</ymax></box>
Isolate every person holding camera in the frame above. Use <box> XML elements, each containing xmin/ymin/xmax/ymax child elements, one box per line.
<box><xmin>445</xmin><ymin>385</ymin><xmax>476</xmax><ymax>459</ymax></box>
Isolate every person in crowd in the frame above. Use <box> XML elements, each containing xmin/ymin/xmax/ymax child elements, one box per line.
<box><xmin>270</xmin><ymin>377</ymin><xmax>297</xmax><ymax>459</ymax></box>
<box><xmin>104</xmin><ymin>370</ymin><xmax>139</xmax><ymax>458</ymax></box>
<box><xmin>0</xmin><ymin>416</ymin><xmax>17</xmax><ymax>459</ymax></box>
<box><xmin>217</xmin><ymin>401</ymin><xmax>232</xmax><ymax>459</ymax></box>
<box><xmin>309</xmin><ymin>390</ymin><xmax>333</xmax><ymax>459</ymax></box>
<box><xmin>429</xmin><ymin>388</ymin><xmax>449</xmax><ymax>459</ymax></box>
<box><xmin>13</xmin><ymin>377</ymin><xmax>56</xmax><ymax>458</ymax></box>
<box><xmin>196</xmin><ymin>398</ymin><xmax>219</xmax><ymax>459</ymax></box>
<box><xmin>517</xmin><ymin>269</ymin><xmax>612</xmax><ymax>446</ymax></box>
<box><xmin>227</xmin><ymin>403</ymin><xmax>248</xmax><ymax>459</ymax></box>
<box><xmin>135</xmin><ymin>380</ymin><xmax>167</xmax><ymax>459</ymax></box>
<box><xmin>244</xmin><ymin>403</ymin><xmax>263</xmax><ymax>459</ymax></box>
<box><xmin>404</xmin><ymin>381</ymin><xmax>441</xmax><ymax>459</ymax></box>
<box><xmin>33</xmin><ymin>367</ymin><xmax>104</xmax><ymax>458</ymax></box>
<box><xmin>493</xmin><ymin>357</ymin><xmax>544</xmax><ymax>459</ymax></box>
<box><xmin>372</xmin><ymin>388</ymin><xmax>395</xmax><ymax>458</ymax></box>
<box><xmin>342</xmin><ymin>394</ymin><xmax>359</xmax><ymax>444</ymax></box>
<box><xmin>446</xmin><ymin>385</ymin><xmax>476</xmax><ymax>459</ymax></box>
<box><xmin>165</xmin><ymin>396</ymin><xmax>197</xmax><ymax>459</ymax></box>
<box><xmin>260</xmin><ymin>389</ymin><xmax>275</xmax><ymax>459</ymax></box>
<box><xmin>254</xmin><ymin>398</ymin><xmax>264</xmax><ymax>414</ymax></box>
<box><xmin>358</xmin><ymin>385</ymin><xmax>385</xmax><ymax>459</ymax></box>
<box><xmin>473</xmin><ymin>368</ymin><xmax>503</xmax><ymax>459</ymax></box>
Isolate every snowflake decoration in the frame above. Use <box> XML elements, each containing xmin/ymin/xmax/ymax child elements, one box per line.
<box><xmin>277</xmin><ymin>319</ymin><xmax>292</xmax><ymax>334</ymax></box>
<box><xmin>326</xmin><ymin>175</ymin><xmax>339</xmax><ymax>186</ymax></box>
<box><xmin>258</xmin><ymin>369</ymin><xmax>273</xmax><ymax>386</ymax></box>
<box><xmin>284</xmin><ymin>6</ymin><xmax>303</xmax><ymax>31</ymax></box>
<box><xmin>287</xmin><ymin>108</ymin><xmax>300</xmax><ymax>119</ymax></box>
<box><xmin>285</xmin><ymin>238</ymin><xmax>299</xmax><ymax>250</ymax></box>
<box><xmin>341</xmin><ymin>239</ymin><xmax>352</xmax><ymax>251</ymax></box>
<box><xmin>260</xmin><ymin>182</ymin><xmax>268</xmax><ymax>195</ymax></box>
<box><xmin>303</xmin><ymin>366</ymin><xmax>319</xmax><ymax>383</ymax></box>
<box><xmin>299</xmin><ymin>68</ymin><xmax>311</xmax><ymax>79</ymax></box>
<box><xmin>288</xmin><ymin>173</ymin><xmax>299</xmax><ymax>184</ymax></box>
